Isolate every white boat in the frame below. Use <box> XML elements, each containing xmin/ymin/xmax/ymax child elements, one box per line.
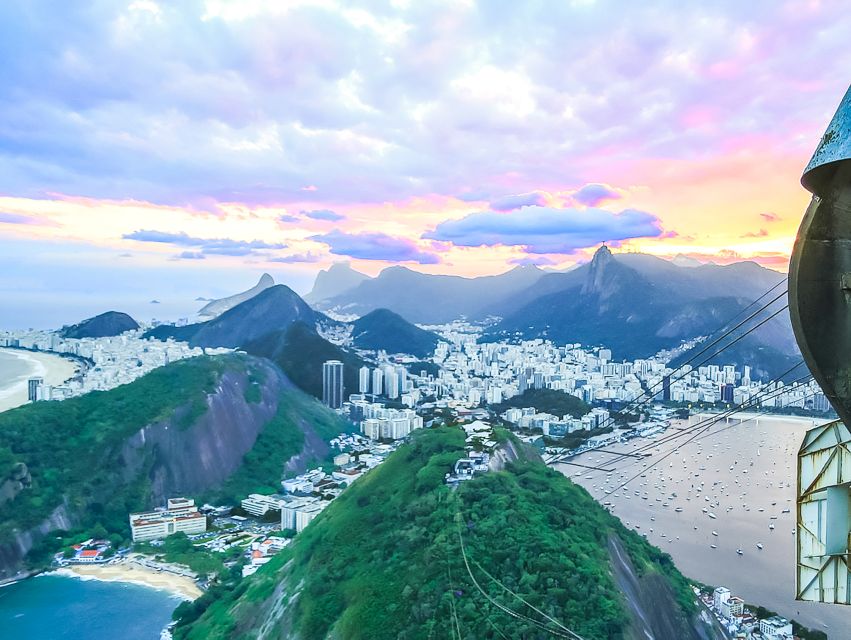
<box><xmin>736</xmin><ymin>549</ymin><xmax>744</xmax><ymax>555</ymax></box>
<box><xmin>757</xmin><ymin>543</ymin><xmax>764</xmax><ymax>550</ymax></box>
<box><xmin>710</xmin><ymin>544</ymin><xmax>717</xmax><ymax>549</ymax></box>
<box><xmin>708</xmin><ymin>513</ymin><xmax>717</xmax><ymax>519</ymax></box>
<box><xmin>711</xmin><ymin>531</ymin><xmax>718</xmax><ymax>536</ymax></box>
<box><xmin>675</xmin><ymin>507</ymin><xmax>683</xmax><ymax>513</ymax></box>
<box><xmin>769</xmin><ymin>523</ymin><xmax>775</xmax><ymax>530</ymax></box>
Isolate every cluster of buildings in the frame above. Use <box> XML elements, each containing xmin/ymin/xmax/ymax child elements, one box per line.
<box><xmin>345</xmin><ymin>397</ymin><xmax>424</xmax><ymax>440</ymax></box>
<box><xmin>702</xmin><ymin>586</ymin><xmax>795</xmax><ymax>639</ymax></box>
<box><xmin>2</xmin><ymin>328</ymin><xmax>229</xmax><ymax>403</ymax></box>
<box><xmin>501</xmin><ymin>406</ymin><xmax>611</xmax><ymax>437</ymax></box>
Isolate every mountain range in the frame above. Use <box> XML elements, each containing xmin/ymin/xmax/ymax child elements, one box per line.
<box><xmin>306</xmin><ymin>248</ymin><xmax>794</xmax><ymax>375</ymax></box>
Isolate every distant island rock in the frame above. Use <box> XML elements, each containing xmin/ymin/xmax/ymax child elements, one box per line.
<box><xmin>60</xmin><ymin>311</ymin><xmax>140</xmax><ymax>339</ymax></box>
<box><xmin>198</xmin><ymin>273</ymin><xmax>275</xmax><ymax>319</ymax></box>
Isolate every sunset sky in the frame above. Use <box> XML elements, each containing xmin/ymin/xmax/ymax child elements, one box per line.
<box><xmin>1</xmin><ymin>1</ymin><xmax>850</xmax><ymax>327</ymax></box>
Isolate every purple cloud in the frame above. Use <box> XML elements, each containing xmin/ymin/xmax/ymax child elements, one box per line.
<box><xmin>279</xmin><ymin>214</ymin><xmax>300</xmax><ymax>224</ymax></box>
<box><xmin>760</xmin><ymin>212</ymin><xmax>781</xmax><ymax>223</ymax></box>
<box><xmin>423</xmin><ymin>206</ymin><xmax>663</xmax><ymax>254</ymax></box>
<box><xmin>0</xmin><ymin>212</ymin><xmax>44</xmax><ymax>225</ymax></box>
<box><xmin>123</xmin><ymin>230</ymin><xmax>286</xmax><ymax>256</ymax></box>
<box><xmin>311</xmin><ymin>230</ymin><xmax>440</xmax><ymax>264</ymax></box>
<box><xmin>302</xmin><ymin>209</ymin><xmax>345</xmax><ymax>222</ymax></box>
<box><xmin>571</xmin><ymin>184</ymin><xmax>622</xmax><ymax>207</ymax></box>
<box><xmin>490</xmin><ymin>192</ymin><xmax>548</xmax><ymax>211</ymax></box>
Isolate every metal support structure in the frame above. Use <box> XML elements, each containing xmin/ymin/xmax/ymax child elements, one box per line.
<box><xmin>796</xmin><ymin>420</ymin><xmax>851</xmax><ymax>604</ymax></box>
<box><xmin>791</xmin><ymin>85</ymin><xmax>851</xmax><ymax>605</ymax></box>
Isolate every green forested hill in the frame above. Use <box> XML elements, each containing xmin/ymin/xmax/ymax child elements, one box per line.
<box><xmin>0</xmin><ymin>354</ymin><xmax>350</xmax><ymax>575</ymax></box>
<box><xmin>175</xmin><ymin>428</ymin><xmax>704</xmax><ymax>640</ymax></box>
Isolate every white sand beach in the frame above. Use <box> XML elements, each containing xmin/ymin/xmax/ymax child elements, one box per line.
<box><xmin>55</xmin><ymin>557</ymin><xmax>202</xmax><ymax>600</ymax></box>
<box><xmin>0</xmin><ymin>348</ymin><xmax>78</xmax><ymax>413</ymax></box>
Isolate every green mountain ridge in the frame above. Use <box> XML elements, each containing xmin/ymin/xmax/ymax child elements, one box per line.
<box><xmin>174</xmin><ymin>428</ymin><xmax>714</xmax><ymax>640</ymax></box>
<box><xmin>243</xmin><ymin>321</ymin><xmax>366</xmax><ymax>401</ymax></box>
<box><xmin>350</xmin><ymin>308</ymin><xmax>441</xmax><ymax>357</ymax></box>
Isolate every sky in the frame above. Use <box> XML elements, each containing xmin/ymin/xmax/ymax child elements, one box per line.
<box><xmin>1</xmin><ymin>0</ymin><xmax>850</xmax><ymax>328</ymax></box>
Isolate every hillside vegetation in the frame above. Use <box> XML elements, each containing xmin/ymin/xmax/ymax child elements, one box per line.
<box><xmin>175</xmin><ymin>428</ymin><xmax>701</xmax><ymax>640</ymax></box>
<box><xmin>491</xmin><ymin>388</ymin><xmax>591</xmax><ymax>418</ymax></box>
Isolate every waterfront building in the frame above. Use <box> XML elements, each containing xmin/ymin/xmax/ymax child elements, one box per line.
<box><xmin>129</xmin><ymin>497</ymin><xmax>207</xmax><ymax>542</ymax></box>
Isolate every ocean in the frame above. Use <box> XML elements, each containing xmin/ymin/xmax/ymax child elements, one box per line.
<box><xmin>0</xmin><ymin>349</ymin><xmax>34</xmax><ymax>389</ymax></box>
<box><xmin>0</xmin><ymin>574</ymin><xmax>179</xmax><ymax>639</ymax></box>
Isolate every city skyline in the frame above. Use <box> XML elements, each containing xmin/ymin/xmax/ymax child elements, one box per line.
<box><xmin>2</xmin><ymin>2</ymin><xmax>851</xmax><ymax>324</ymax></box>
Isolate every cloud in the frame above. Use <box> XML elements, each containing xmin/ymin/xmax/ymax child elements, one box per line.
<box><xmin>269</xmin><ymin>252</ymin><xmax>323</xmax><ymax>263</ymax></box>
<box><xmin>760</xmin><ymin>212</ymin><xmax>781</xmax><ymax>223</ymax></box>
<box><xmin>123</xmin><ymin>229</ymin><xmax>286</xmax><ymax>256</ymax></box>
<box><xmin>311</xmin><ymin>230</ymin><xmax>440</xmax><ymax>264</ymax></box>
<box><xmin>489</xmin><ymin>192</ymin><xmax>548</xmax><ymax>211</ymax></box>
<box><xmin>302</xmin><ymin>209</ymin><xmax>345</xmax><ymax>222</ymax></box>
<box><xmin>0</xmin><ymin>212</ymin><xmax>47</xmax><ymax>225</ymax></box>
<box><xmin>571</xmin><ymin>184</ymin><xmax>622</xmax><ymax>207</ymax></box>
<box><xmin>278</xmin><ymin>214</ymin><xmax>300</xmax><ymax>223</ymax></box>
<box><xmin>424</xmin><ymin>206</ymin><xmax>664</xmax><ymax>254</ymax></box>
<box><xmin>175</xmin><ymin>251</ymin><xmax>205</xmax><ymax>260</ymax></box>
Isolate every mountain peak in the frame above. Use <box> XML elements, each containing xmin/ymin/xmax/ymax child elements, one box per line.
<box><xmin>582</xmin><ymin>245</ymin><xmax>618</xmax><ymax>295</ymax></box>
<box><xmin>305</xmin><ymin>262</ymin><xmax>369</xmax><ymax>304</ymax></box>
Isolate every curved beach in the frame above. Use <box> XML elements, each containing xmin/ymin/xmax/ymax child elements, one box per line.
<box><xmin>55</xmin><ymin>557</ymin><xmax>202</xmax><ymax>601</ymax></box>
<box><xmin>0</xmin><ymin>348</ymin><xmax>77</xmax><ymax>413</ymax></box>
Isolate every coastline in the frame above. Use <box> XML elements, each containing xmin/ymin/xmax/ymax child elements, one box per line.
<box><xmin>0</xmin><ymin>348</ymin><xmax>78</xmax><ymax>413</ymax></box>
<box><xmin>51</xmin><ymin>557</ymin><xmax>202</xmax><ymax>601</ymax></box>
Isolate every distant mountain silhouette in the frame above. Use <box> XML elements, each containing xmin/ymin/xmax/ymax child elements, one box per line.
<box><xmin>304</xmin><ymin>262</ymin><xmax>369</xmax><ymax>304</ymax></box>
<box><xmin>317</xmin><ymin>264</ymin><xmax>545</xmax><ymax>323</ymax></box>
<box><xmin>490</xmin><ymin>246</ymin><xmax>794</xmax><ymax>372</ymax></box>
<box><xmin>61</xmin><ymin>311</ymin><xmax>139</xmax><ymax>339</ymax></box>
<box><xmin>351</xmin><ymin>308</ymin><xmax>440</xmax><ymax>357</ymax></box>
<box><xmin>148</xmin><ymin>285</ymin><xmax>322</xmax><ymax>349</ymax></box>
<box><xmin>198</xmin><ymin>273</ymin><xmax>275</xmax><ymax>319</ymax></box>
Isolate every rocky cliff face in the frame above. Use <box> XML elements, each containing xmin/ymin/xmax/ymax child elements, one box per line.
<box><xmin>0</xmin><ymin>357</ymin><xmax>289</xmax><ymax>581</ymax></box>
<box><xmin>118</xmin><ymin>360</ymin><xmax>288</xmax><ymax>503</ymax></box>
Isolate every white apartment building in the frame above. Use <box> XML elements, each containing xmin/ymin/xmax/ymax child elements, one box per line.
<box><xmin>129</xmin><ymin>497</ymin><xmax>207</xmax><ymax>542</ymax></box>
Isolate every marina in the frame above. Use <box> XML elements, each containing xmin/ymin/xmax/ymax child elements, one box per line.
<box><xmin>556</xmin><ymin>413</ymin><xmax>849</xmax><ymax>635</ymax></box>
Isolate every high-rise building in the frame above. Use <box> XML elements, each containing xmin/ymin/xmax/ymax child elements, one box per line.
<box><xmin>27</xmin><ymin>377</ymin><xmax>43</xmax><ymax>402</ymax></box>
<box><xmin>371</xmin><ymin>368</ymin><xmax>384</xmax><ymax>396</ymax></box>
<box><xmin>720</xmin><ymin>383</ymin><xmax>735</xmax><ymax>404</ymax></box>
<box><xmin>322</xmin><ymin>360</ymin><xmax>344</xmax><ymax>409</ymax></box>
<box><xmin>359</xmin><ymin>366</ymin><xmax>370</xmax><ymax>394</ymax></box>
<box><xmin>662</xmin><ymin>374</ymin><xmax>671</xmax><ymax>401</ymax></box>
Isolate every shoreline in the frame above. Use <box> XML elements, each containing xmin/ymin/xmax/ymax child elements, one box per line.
<box><xmin>50</xmin><ymin>558</ymin><xmax>202</xmax><ymax>601</ymax></box>
<box><xmin>0</xmin><ymin>348</ymin><xmax>78</xmax><ymax>413</ymax></box>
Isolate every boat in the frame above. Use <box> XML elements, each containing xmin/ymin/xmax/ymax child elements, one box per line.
<box><xmin>712</xmin><ymin>531</ymin><xmax>719</xmax><ymax>536</ymax></box>
<box><xmin>757</xmin><ymin>543</ymin><xmax>764</xmax><ymax>550</ymax></box>
<box><xmin>736</xmin><ymin>549</ymin><xmax>744</xmax><ymax>555</ymax></box>
<box><xmin>675</xmin><ymin>507</ymin><xmax>683</xmax><ymax>513</ymax></box>
<box><xmin>710</xmin><ymin>544</ymin><xmax>717</xmax><ymax>549</ymax></box>
<box><xmin>708</xmin><ymin>513</ymin><xmax>717</xmax><ymax>519</ymax></box>
<box><xmin>769</xmin><ymin>523</ymin><xmax>775</xmax><ymax>530</ymax></box>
